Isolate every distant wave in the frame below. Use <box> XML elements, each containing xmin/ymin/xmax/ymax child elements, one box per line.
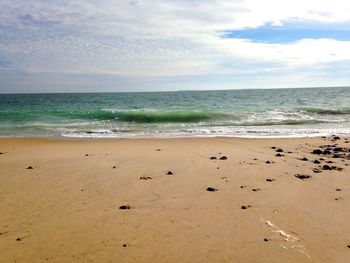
<box><xmin>299</xmin><ymin>107</ymin><xmax>350</xmax><ymax>115</ymax></box>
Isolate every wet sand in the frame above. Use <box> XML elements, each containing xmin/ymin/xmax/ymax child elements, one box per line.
<box><xmin>0</xmin><ymin>136</ymin><xmax>350</xmax><ymax>262</ymax></box>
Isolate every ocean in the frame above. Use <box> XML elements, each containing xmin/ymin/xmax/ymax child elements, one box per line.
<box><xmin>0</xmin><ymin>87</ymin><xmax>350</xmax><ymax>138</ymax></box>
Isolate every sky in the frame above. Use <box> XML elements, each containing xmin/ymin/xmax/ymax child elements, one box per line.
<box><xmin>0</xmin><ymin>0</ymin><xmax>350</xmax><ymax>93</ymax></box>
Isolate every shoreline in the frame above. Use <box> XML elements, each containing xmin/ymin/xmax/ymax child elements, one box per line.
<box><xmin>1</xmin><ymin>136</ymin><xmax>350</xmax><ymax>262</ymax></box>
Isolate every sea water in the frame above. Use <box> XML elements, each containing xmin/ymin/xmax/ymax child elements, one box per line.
<box><xmin>0</xmin><ymin>87</ymin><xmax>349</xmax><ymax>138</ymax></box>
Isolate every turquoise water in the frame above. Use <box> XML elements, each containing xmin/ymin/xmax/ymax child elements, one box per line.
<box><xmin>0</xmin><ymin>87</ymin><xmax>350</xmax><ymax>138</ymax></box>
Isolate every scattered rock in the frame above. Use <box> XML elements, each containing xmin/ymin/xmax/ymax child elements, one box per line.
<box><xmin>156</xmin><ymin>149</ymin><xmax>161</xmax><ymax>151</ymax></box>
<box><xmin>271</xmin><ymin>146</ymin><xmax>277</xmax><ymax>149</ymax></box>
<box><xmin>299</xmin><ymin>157</ymin><xmax>308</xmax><ymax>161</ymax></box>
<box><xmin>336</xmin><ymin>188</ymin><xmax>342</xmax><ymax>191</ymax></box>
<box><xmin>252</xmin><ymin>188</ymin><xmax>261</xmax><ymax>192</ymax></box>
<box><xmin>26</xmin><ymin>166</ymin><xmax>34</xmax><ymax>169</ymax></box>
<box><xmin>264</xmin><ymin>238</ymin><xmax>269</xmax><ymax>242</ymax></box>
<box><xmin>16</xmin><ymin>238</ymin><xmax>21</xmax><ymax>241</ymax></box>
<box><xmin>241</xmin><ymin>205</ymin><xmax>247</xmax><ymax>210</ymax></box>
<box><xmin>333</xmin><ymin>136</ymin><xmax>341</xmax><ymax>140</ymax></box>
<box><xmin>219</xmin><ymin>156</ymin><xmax>228</xmax><ymax>160</ymax></box>
<box><xmin>295</xmin><ymin>174</ymin><xmax>311</xmax><ymax>180</ymax></box>
<box><xmin>0</xmin><ymin>152</ymin><xmax>4</xmax><ymax>155</ymax></box>
<box><xmin>326</xmin><ymin>160</ymin><xmax>333</xmax><ymax>164</ymax></box>
<box><xmin>323</xmin><ymin>165</ymin><xmax>333</xmax><ymax>170</ymax></box>
<box><xmin>275</xmin><ymin>153</ymin><xmax>284</xmax><ymax>157</ymax></box>
<box><xmin>312</xmin><ymin>168</ymin><xmax>322</xmax><ymax>173</ymax></box>
<box><xmin>336</xmin><ymin>167</ymin><xmax>344</xmax><ymax>171</ymax></box>
<box><xmin>112</xmin><ymin>165</ymin><xmax>116</xmax><ymax>169</ymax></box>
<box><xmin>240</xmin><ymin>185</ymin><xmax>246</xmax><ymax>189</ymax></box>
<box><xmin>266</xmin><ymin>178</ymin><xmax>275</xmax><ymax>182</ymax></box>
<box><xmin>210</xmin><ymin>156</ymin><xmax>217</xmax><ymax>160</ymax></box>
<box><xmin>313</xmin><ymin>160</ymin><xmax>321</xmax><ymax>164</ymax></box>
<box><xmin>166</xmin><ymin>171</ymin><xmax>174</xmax><ymax>175</ymax></box>
<box><xmin>85</xmin><ymin>154</ymin><xmax>89</xmax><ymax>157</ymax></box>
<box><xmin>206</xmin><ymin>187</ymin><xmax>218</xmax><ymax>192</ymax></box>
<box><xmin>265</xmin><ymin>161</ymin><xmax>271</xmax><ymax>164</ymax></box>
<box><xmin>312</xmin><ymin>149</ymin><xmax>323</xmax><ymax>155</ymax></box>
<box><xmin>119</xmin><ymin>205</ymin><xmax>131</xmax><ymax>210</ymax></box>
<box><xmin>276</xmin><ymin>148</ymin><xmax>284</xmax><ymax>153</ymax></box>
<box><xmin>139</xmin><ymin>176</ymin><xmax>152</xmax><ymax>180</ymax></box>
<box><xmin>123</xmin><ymin>244</ymin><xmax>128</xmax><ymax>247</ymax></box>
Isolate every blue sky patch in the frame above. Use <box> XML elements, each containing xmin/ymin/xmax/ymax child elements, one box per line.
<box><xmin>223</xmin><ymin>23</ymin><xmax>350</xmax><ymax>43</ymax></box>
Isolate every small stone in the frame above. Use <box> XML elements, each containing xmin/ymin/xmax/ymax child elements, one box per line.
<box><xmin>123</xmin><ymin>244</ymin><xmax>127</xmax><ymax>247</ymax></box>
<box><xmin>313</xmin><ymin>160</ymin><xmax>321</xmax><ymax>164</ymax></box>
<box><xmin>266</xmin><ymin>178</ymin><xmax>275</xmax><ymax>182</ymax></box>
<box><xmin>166</xmin><ymin>171</ymin><xmax>174</xmax><ymax>175</ymax></box>
<box><xmin>347</xmin><ymin>245</ymin><xmax>350</xmax><ymax>248</ymax></box>
<box><xmin>312</xmin><ymin>149</ymin><xmax>323</xmax><ymax>155</ymax></box>
<box><xmin>323</xmin><ymin>164</ymin><xmax>333</xmax><ymax>170</ymax></box>
<box><xmin>241</xmin><ymin>205</ymin><xmax>247</xmax><ymax>209</ymax></box>
<box><xmin>156</xmin><ymin>149</ymin><xmax>161</xmax><ymax>151</ymax></box>
<box><xmin>336</xmin><ymin>188</ymin><xmax>342</xmax><ymax>191</ymax></box>
<box><xmin>276</xmin><ymin>148</ymin><xmax>284</xmax><ymax>153</ymax></box>
<box><xmin>265</xmin><ymin>161</ymin><xmax>271</xmax><ymax>164</ymax></box>
<box><xmin>139</xmin><ymin>176</ymin><xmax>152</xmax><ymax>180</ymax></box>
<box><xmin>271</xmin><ymin>146</ymin><xmax>277</xmax><ymax>149</ymax></box>
<box><xmin>219</xmin><ymin>156</ymin><xmax>228</xmax><ymax>160</ymax></box>
<box><xmin>312</xmin><ymin>168</ymin><xmax>321</xmax><ymax>173</ymax></box>
<box><xmin>210</xmin><ymin>156</ymin><xmax>217</xmax><ymax>160</ymax></box>
<box><xmin>275</xmin><ymin>153</ymin><xmax>284</xmax><ymax>157</ymax></box>
<box><xmin>119</xmin><ymin>205</ymin><xmax>131</xmax><ymax>210</ymax></box>
<box><xmin>300</xmin><ymin>157</ymin><xmax>308</xmax><ymax>161</ymax></box>
<box><xmin>206</xmin><ymin>187</ymin><xmax>218</xmax><ymax>192</ymax></box>
<box><xmin>16</xmin><ymin>237</ymin><xmax>21</xmax><ymax>241</ymax></box>
<box><xmin>295</xmin><ymin>174</ymin><xmax>311</xmax><ymax>180</ymax></box>
<box><xmin>252</xmin><ymin>188</ymin><xmax>261</xmax><ymax>192</ymax></box>
<box><xmin>264</xmin><ymin>238</ymin><xmax>269</xmax><ymax>242</ymax></box>
<box><xmin>26</xmin><ymin>166</ymin><xmax>34</xmax><ymax>169</ymax></box>
<box><xmin>85</xmin><ymin>154</ymin><xmax>89</xmax><ymax>157</ymax></box>
<box><xmin>112</xmin><ymin>165</ymin><xmax>116</xmax><ymax>169</ymax></box>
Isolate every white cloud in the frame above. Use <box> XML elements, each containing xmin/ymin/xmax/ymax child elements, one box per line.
<box><xmin>0</xmin><ymin>0</ymin><xmax>350</xmax><ymax>91</ymax></box>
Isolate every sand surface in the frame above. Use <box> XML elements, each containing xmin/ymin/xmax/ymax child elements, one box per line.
<box><xmin>0</xmin><ymin>136</ymin><xmax>350</xmax><ymax>262</ymax></box>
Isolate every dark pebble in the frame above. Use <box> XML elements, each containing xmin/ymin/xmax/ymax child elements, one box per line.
<box><xmin>210</xmin><ymin>156</ymin><xmax>217</xmax><ymax>160</ymax></box>
<box><xmin>206</xmin><ymin>187</ymin><xmax>218</xmax><ymax>192</ymax></box>
<box><xmin>219</xmin><ymin>156</ymin><xmax>228</xmax><ymax>160</ymax></box>
<box><xmin>16</xmin><ymin>238</ymin><xmax>21</xmax><ymax>241</ymax></box>
<box><xmin>241</xmin><ymin>205</ymin><xmax>247</xmax><ymax>209</ymax></box>
<box><xmin>112</xmin><ymin>165</ymin><xmax>116</xmax><ymax>169</ymax></box>
<box><xmin>312</xmin><ymin>149</ymin><xmax>323</xmax><ymax>155</ymax></box>
<box><xmin>336</xmin><ymin>188</ymin><xmax>342</xmax><ymax>191</ymax></box>
<box><xmin>266</xmin><ymin>178</ymin><xmax>275</xmax><ymax>182</ymax></box>
<box><xmin>313</xmin><ymin>160</ymin><xmax>321</xmax><ymax>164</ymax></box>
<box><xmin>139</xmin><ymin>176</ymin><xmax>152</xmax><ymax>180</ymax></box>
<box><xmin>123</xmin><ymin>244</ymin><xmax>127</xmax><ymax>247</ymax></box>
<box><xmin>326</xmin><ymin>160</ymin><xmax>333</xmax><ymax>163</ymax></box>
<box><xmin>271</xmin><ymin>146</ymin><xmax>277</xmax><ymax>149</ymax></box>
<box><xmin>166</xmin><ymin>171</ymin><xmax>174</xmax><ymax>175</ymax></box>
<box><xmin>294</xmin><ymin>174</ymin><xmax>311</xmax><ymax>180</ymax></box>
<box><xmin>323</xmin><ymin>165</ymin><xmax>333</xmax><ymax>170</ymax></box>
<box><xmin>252</xmin><ymin>188</ymin><xmax>261</xmax><ymax>192</ymax></box>
<box><xmin>276</xmin><ymin>148</ymin><xmax>284</xmax><ymax>153</ymax></box>
<box><xmin>119</xmin><ymin>205</ymin><xmax>131</xmax><ymax>210</ymax></box>
<box><xmin>26</xmin><ymin>166</ymin><xmax>34</xmax><ymax>169</ymax></box>
<box><xmin>156</xmin><ymin>149</ymin><xmax>161</xmax><ymax>151</ymax></box>
<box><xmin>333</xmin><ymin>136</ymin><xmax>341</xmax><ymax>140</ymax></box>
<box><xmin>300</xmin><ymin>157</ymin><xmax>308</xmax><ymax>161</ymax></box>
<box><xmin>264</xmin><ymin>238</ymin><xmax>269</xmax><ymax>242</ymax></box>
<box><xmin>275</xmin><ymin>153</ymin><xmax>284</xmax><ymax>157</ymax></box>
<box><xmin>265</xmin><ymin>161</ymin><xmax>271</xmax><ymax>164</ymax></box>
<box><xmin>312</xmin><ymin>168</ymin><xmax>321</xmax><ymax>173</ymax></box>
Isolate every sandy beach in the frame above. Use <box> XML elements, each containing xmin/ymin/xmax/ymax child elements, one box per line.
<box><xmin>0</xmin><ymin>136</ymin><xmax>350</xmax><ymax>263</ymax></box>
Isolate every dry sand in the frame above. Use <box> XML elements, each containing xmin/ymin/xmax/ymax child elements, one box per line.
<box><xmin>0</xmin><ymin>136</ymin><xmax>350</xmax><ymax>262</ymax></box>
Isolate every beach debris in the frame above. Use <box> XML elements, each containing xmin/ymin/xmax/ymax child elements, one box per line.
<box><xmin>219</xmin><ymin>156</ymin><xmax>228</xmax><ymax>160</ymax></box>
<box><xmin>210</xmin><ymin>156</ymin><xmax>217</xmax><ymax>160</ymax></box>
<box><xmin>294</xmin><ymin>174</ymin><xmax>311</xmax><ymax>180</ymax></box>
<box><xmin>266</xmin><ymin>178</ymin><xmax>275</xmax><ymax>182</ymax></box>
<box><xmin>26</xmin><ymin>166</ymin><xmax>34</xmax><ymax>169</ymax></box>
<box><xmin>206</xmin><ymin>187</ymin><xmax>218</xmax><ymax>192</ymax></box>
<box><xmin>139</xmin><ymin>176</ymin><xmax>152</xmax><ymax>180</ymax></box>
<box><xmin>119</xmin><ymin>205</ymin><xmax>131</xmax><ymax>210</ymax></box>
<box><xmin>166</xmin><ymin>170</ymin><xmax>174</xmax><ymax>175</ymax></box>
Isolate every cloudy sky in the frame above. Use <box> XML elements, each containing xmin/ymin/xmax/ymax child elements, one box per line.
<box><xmin>1</xmin><ymin>0</ymin><xmax>350</xmax><ymax>93</ymax></box>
